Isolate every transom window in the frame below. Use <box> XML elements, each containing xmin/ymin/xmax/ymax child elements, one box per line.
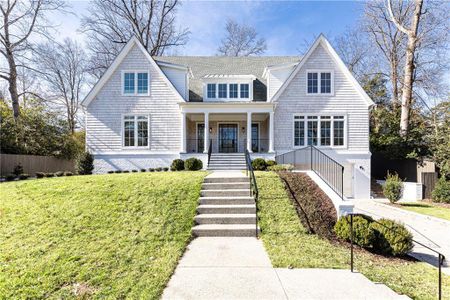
<box><xmin>307</xmin><ymin>71</ymin><xmax>333</xmax><ymax>94</ymax></box>
<box><xmin>123</xmin><ymin>115</ymin><xmax>149</xmax><ymax>147</ymax></box>
<box><xmin>123</xmin><ymin>71</ymin><xmax>149</xmax><ymax>95</ymax></box>
<box><xmin>294</xmin><ymin>115</ymin><xmax>345</xmax><ymax>147</ymax></box>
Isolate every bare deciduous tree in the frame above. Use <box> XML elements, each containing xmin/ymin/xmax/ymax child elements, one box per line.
<box><xmin>80</xmin><ymin>0</ymin><xmax>189</xmax><ymax>78</ymax></box>
<box><xmin>0</xmin><ymin>0</ymin><xmax>65</xmax><ymax>119</ymax></box>
<box><xmin>35</xmin><ymin>38</ymin><xmax>87</xmax><ymax>133</ymax></box>
<box><xmin>217</xmin><ymin>19</ymin><xmax>267</xmax><ymax>56</ymax></box>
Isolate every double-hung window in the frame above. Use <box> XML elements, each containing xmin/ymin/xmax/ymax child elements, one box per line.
<box><xmin>294</xmin><ymin>115</ymin><xmax>345</xmax><ymax>148</ymax></box>
<box><xmin>218</xmin><ymin>84</ymin><xmax>227</xmax><ymax>98</ymax></box>
<box><xmin>240</xmin><ymin>84</ymin><xmax>249</xmax><ymax>98</ymax></box>
<box><xmin>123</xmin><ymin>115</ymin><xmax>149</xmax><ymax>148</ymax></box>
<box><xmin>123</xmin><ymin>71</ymin><xmax>149</xmax><ymax>95</ymax></box>
<box><xmin>307</xmin><ymin>71</ymin><xmax>333</xmax><ymax>94</ymax></box>
<box><xmin>207</xmin><ymin>84</ymin><xmax>216</xmax><ymax>98</ymax></box>
<box><xmin>229</xmin><ymin>84</ymin><xmax>238</xmax><ymax>98</ymax></box>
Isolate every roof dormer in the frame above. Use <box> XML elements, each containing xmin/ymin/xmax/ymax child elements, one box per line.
<box><xmin>202</xmin><ymin>75</ymin><xmax>256</xmax><ymax>102</ymax></box>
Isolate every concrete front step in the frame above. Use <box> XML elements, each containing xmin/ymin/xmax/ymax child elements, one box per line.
<box><xmin>208</xmin><ymin>167</ymin><xmax>247</xmax><ymax>171</ymax></box>
<box><xmin>200</xmin><ymin>196</ymin><xmax>255</xmax><ymax>205</ymax></box>
<box><xmin>192</xmin><ymin>224</ymin><xmax>258</xmax><ymax>237</ymax></box>
<box><xmin>204</xmin><ymin>177</ymin><xmax>249</xmax><ymax>183</ymax></box>
<box><xmin>208</xmin><ymin>161</ymin><xmax>246</xmax><ymax>164</ymax></box>
<box><xmin>210</xmin><ymin>153</ymin><xmax>245</xmax><ymax>156</ymax></box>
<box><xmin>202</xmin><ymin>182</ymin><xmax>250</xmax><ymax>190</ymax></box>
<box><xmin>195</xmin><ymin>214</ymin><xmax>256</xmax><ymax>224</ymax></box>
<box><xmin>197</xmin><ymin>204</ymin><xmax>256</xmax><ymax>214</ymax></box>
<box><xmin>201</xmin><ymin>189</ymin><xmax>251</xmax><ymax>197</ymax></box>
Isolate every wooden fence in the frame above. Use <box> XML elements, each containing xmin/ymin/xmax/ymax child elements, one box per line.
<box><xmin>421</xmin><ymin>172</ymin><xmax>438</xmax><ymax>199</ymax></box>
<box><xmin>0</xmin><ymin>154</ymin><xmax>75</xmax><ymax>176</ymax></box>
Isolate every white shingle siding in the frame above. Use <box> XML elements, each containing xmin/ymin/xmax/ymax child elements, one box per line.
<box><xmin>274</xmin><ymin>43</ymin><xmax>370</xmax><ymax>153</ymax></box>
<box><xmin>86</xmin><ymin>44</ymin><xmax>182</xmax><ymax>154</ymax></box>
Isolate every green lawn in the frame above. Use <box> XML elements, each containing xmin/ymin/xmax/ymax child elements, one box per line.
<box><xmin>256</xmin><ymin>171</ymin><xmax>450</xmax><ymax>300</ymax></box>
<box><xmin>393</xmin><ymin>202</ymin><xmax>450</xmax><ymax>221</ymax></box>
<box><xmin>0</xmin><ymin>172</ymin><xmax>206</xmax><ymax>299</ymax></box>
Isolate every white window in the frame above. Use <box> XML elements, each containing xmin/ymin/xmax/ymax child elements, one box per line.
<box><xmin>207</xmin><ymin>84</ymin><xmax>216</xmax><ymax>98</ymax></box>
<box><xmin>229</xmin><ymin>84</ymin><xmax>238</xmax><ymax>98</ymax></box>
<box><xmin>123</xmin><ymin>115</ymin><xmax>149</xmax><ymax>148</ymax></box>
<box><xmin>218</xmin><ymin>84</ymin><xmax>227</xmax><ymax>98</ymax></box>
<box><xmin>307</xmin><ymin>71</ymin><xmax>333</xmax><ymax>94</ymax></box>
<box><xmin>123</xmin><ymin>71</ymin><xmax>149</xmax><ymax>95</ymax></box>
<box><xmin>294</xmin><ymin>115</ymin><xmax>345</xmax><ymax>148</ymax></box>
<box><xmin>240</xmin><ymin>84</ymin><xmax>249</xmax><ymax>98</ymax></box>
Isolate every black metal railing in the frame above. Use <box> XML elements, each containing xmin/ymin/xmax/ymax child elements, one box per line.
<box><xmin>349</xmin><ymin>213</ymin><xmax>446</xmax><ymax>300</ymax></box>
<box><xmin>274</xmin><ymin>146</ymin><xmax>344</xmax><ymax>199</ymax></box>
<box><xmin>207</xmin><ymin>139</ymin><xmax>212</xmax><ymax>165</ymax></box>
<box><xmin>245</xmin><ymin>149</ymin><xmax>259</xmax><ymax>237</ymax></box>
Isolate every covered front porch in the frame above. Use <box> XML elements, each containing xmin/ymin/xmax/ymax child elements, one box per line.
<box><xmin>179</xmin><ymin>102</ymin><xmax>275</xmax><ymax>154</ymax></box>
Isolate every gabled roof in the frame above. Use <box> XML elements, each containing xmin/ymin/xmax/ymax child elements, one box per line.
<box><xmin>81</xmin><ymin>36</ymin><xmax>185</xmax><ymax>107</ymax></box>
<box><xmin>270</xmin><ymin>34</ymin><xmax>374</xmax><ymax>107</ymax></box>
<box><xmin>154</xmin><ymin>56</ymin><xmax>300</xmax><ymax>102</ymax></box>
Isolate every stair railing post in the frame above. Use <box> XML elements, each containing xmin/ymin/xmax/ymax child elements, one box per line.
<box><xmin>350</xmin><ymin>213</ymin><xmax>354</xmax><ymax>273</ymax></box>
<box><xmin>439</xmin><ymin>253</ymin><xmax>442</xmax><ymax>300</ymax></box>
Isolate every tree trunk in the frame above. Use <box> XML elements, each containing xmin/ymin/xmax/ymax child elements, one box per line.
<box><xmin>6</xmin><ymin>49</ymin><xmax>20</xmax><ymax>119</ymax></box>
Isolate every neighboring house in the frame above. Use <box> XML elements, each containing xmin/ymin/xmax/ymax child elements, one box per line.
<box><xmin>81</xmin><ymin>34</ymin><xmax>374</xmax><ymax>199</ymax></box>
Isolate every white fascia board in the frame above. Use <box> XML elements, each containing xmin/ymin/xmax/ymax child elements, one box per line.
<box><xmin>270</xmin><ymin>34</ymin><xmax>374</xmax><ymax>107</ymax></box>
<box><xmin>178</xmin><ymin>102</ymin><xmax>274</xmax><ymax>113</ymax></box>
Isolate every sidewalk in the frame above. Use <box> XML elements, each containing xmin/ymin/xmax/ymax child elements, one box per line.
<box><xmin>354</xmin><ymin>199</ymin><xmax>450</xmax><ymax>274</ymax></box>
<box><xmin>162</xmin><ymin>237</ymin><xmax>408</xmax><ymax>299</ymax></box>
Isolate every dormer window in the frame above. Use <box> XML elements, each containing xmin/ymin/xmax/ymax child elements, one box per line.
<box><xmin>240</xmin><ymin>84</ymin><xmax>249</xmax><ymax>98</ymax></box>
<box><xmin>229</xmin><ymin>84</ymin><xmax>238</xmax><ymax>98</ymax></box>
<box><xmin>202</xmin><ymin>75</ymin><xmax>255</xmax><ymax>101</ymax></box>
<box><xmin>218</xmin><ymin>84</ymin><xmax>227</xmax><ymax>98</ymax></box>
<box><xmin>307</xmin><ymin>70</ymin><xmax>333</xmax><ymax>95</ymax></box>
<box><xmin>207</xmin><ymin>84</ymin><xmax>216</xmax><ymax>98</ymax></box>
<box><xmin>123</xmin><ymin>71</ymin><xmax>149</xmax><ymax>95</ymax></box>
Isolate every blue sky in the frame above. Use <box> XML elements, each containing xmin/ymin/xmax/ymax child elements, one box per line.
<box><xmin>55</xmin><ymin>0</ymin><xmax>365</xmax><ymax>55</ymax></box>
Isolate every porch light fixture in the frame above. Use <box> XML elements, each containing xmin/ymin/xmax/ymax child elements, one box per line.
<box><xmin>209</xmin><ymin>127</ymin><xmax>212</xmax><ymax>133</ymax></box>
<box><xmin>242</xmin><ymin>127</ymin><xmax>245</xmax><ymax>133</ymax></box>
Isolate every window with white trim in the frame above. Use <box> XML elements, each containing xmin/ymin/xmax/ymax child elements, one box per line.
<box><xmin>307</xmin><ymin>71</ymin><xmax>332</xmax><ymax>94</ymax></box>
<box><xmin>240</xmin><ymin>84</ymin><xmax>249</xmax><ymax>98</ymax></box>
<box><xmin>218</xmin><ymin>83</ymin><xmax>227</xmax><ymax>98</ymax></box>
<box><xmin>123</xmin><ymin>115</ymin><xmax>149</xmax><ymax>147</ymax></box>
<box><xmin>294</xmin><ymin>115</ymin><xmax>345</xmax><ymax>147</ymax></box>
<box><xmin>123</xmin><ymin>71</ymin><xmax>149</xmax><ymax>95</ymax></box>
<box><xmin>229</xmin><ymin>84</ymin><xmax>238</xmax><ymax>98</ymax></box>
<box><xmin>204</xmin><ymin>82</ymin><xmax>253</xmax><ymax>100</ymax></box>
<box><xmin>207</xmin><ymin>84</ymin><xmax>216</xmax><ymax>98</ymax></box>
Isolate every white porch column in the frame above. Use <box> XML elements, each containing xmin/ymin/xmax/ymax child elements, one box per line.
<box><xmin>247</xmin><ymin>112</ymin><xmax>252</xmax><ymax>152</ymax></box>
<box><xmin>269</xmin><ymin>111</ymin><xmax>275</xmax><ymax>153</ymax></box>
<box><xmin>181</xmin><ymin>112</ymin><xmax>186</xmax><ymax>153</ymax></box>
<box><xmin>203</xmin><ymin>112</ymin><xmax>209</xmax><ymax>153</ymax></box>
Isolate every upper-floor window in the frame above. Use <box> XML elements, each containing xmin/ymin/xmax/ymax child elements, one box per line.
<box><xmin>229</xmin><ymin>84</ymin><xmax>238</xmax><ymax>98</ymax></box>
<box><xmin>123</xmin><ymin>71</ymin><xmax>149</xmax><ymax>95</ymax></box>
<box><xmin>307</xmin><ymin>71</ymin><xmax>333</xmax><ymax>94</ymax></box>
<box><xmin>207</xmin><ymin>84</ymin><xmax>216</xmax><ymax>98</ymax></box>
<box><xmin>218</xmin><ymin>84</ymin><xmax>227</xmax><ymax>98</ymax></box>
<box><xmin>294</xmin><ymin>115</ymin><xmax>345</xmax><ymax>148</ymax></box>
<box><xmin>240</xmin><ymin>84</ymin><xmax>249</xmax><ymax>98</ymax></box>
<box><xmin>123</xmin><ymin>115</ymin><xmax>149</xmax><ymax>148</ymax></box>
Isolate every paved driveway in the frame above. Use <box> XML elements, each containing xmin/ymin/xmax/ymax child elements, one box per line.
<box><xmin>354</xmin><ymin>200</ymin><xmax>450</xmax><ymax>274</ymax></box>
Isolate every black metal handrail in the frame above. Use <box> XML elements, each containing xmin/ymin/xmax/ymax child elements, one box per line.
<box><xmin>244</xmin><ymin>149</ymin><xmax>259</xmax><ymax>237</ymax></box>
<box><xmin>207</xmin><ymin>139</ymin><xmax>212</xmax><ymax>165</ymax></box>
<box><xmin>274</xmin><ymin>146</ymin><xmax>344</xmax><ymax>200</ymax></box>
<box><xmin>348</xmin><ymin>213</ymin><xmax>446</xmax><ymax>300</ymax></box>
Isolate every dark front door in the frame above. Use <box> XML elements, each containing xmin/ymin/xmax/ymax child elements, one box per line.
<box><xmin>197</xmin><ymin>123</ymin><xmax>205</xmax><ymax>153</ymax></box>
<box><xmin>219</xmin><ymin>124</ymin><xmax>238</xmax><ymax>153</ymax></box>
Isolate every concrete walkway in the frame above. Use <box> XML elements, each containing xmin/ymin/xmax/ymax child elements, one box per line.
<box><xmin>162</xmin><ymin>237</ymin><xmax>408</xmax><ymax>299</ymax></box>
<box><xmin>354</xmin><ymin>200</ymin><xmax>450</xmax><ymax>274</ymax></box>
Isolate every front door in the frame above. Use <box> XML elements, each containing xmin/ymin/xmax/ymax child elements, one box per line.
<box><xmin>219</xmin><ymin>124</ymin><xmax>238</xmax><ymax>153</ymax></box>
<box><xmin>197</xmin><ymin>123</ymin><xmax>205</xmax><ymax>153</ymax></box>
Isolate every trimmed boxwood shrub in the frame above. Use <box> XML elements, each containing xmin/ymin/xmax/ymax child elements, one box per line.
<box><xmin>18</xmin><ymin>174</ymin><xmax>30</xmax><ymax>180</ymax></box>
<box><xmin>432</xmin><ymin>176</ymin><xmax>450</xmax><ymax>203</ymax></box>
<box><xmin>149</xmin><ymin>168</ymin><xmax>155</xmax><ymax>172</ymax></box>
<box><xmin>251</xmin><ymin>158</ymin><xmax>267</xmax><ymax>171</ymax></box>
<box><xmin>163</xmin><ymin>167</ymin><xmax>169</xmax><ymax>172</ymax></box>
<box><xmin>155</xmin><ymin>167</ymin><xmax>162</xmax><ymax>172</ymax></box>
<box><xmin>13</xmin><ymin>163</ymin><xmax>24</xmax><ymax>176</ymax></box>
<box><xmin>64</xmin><ymin>171</ymin><xmax>73</xmax><ymax>176</ymax></box>
<box><xmin>123</xmin><ymin>170</ymin><xmax>130</xmax><ymax>173</ymax></box>
<box><xmin>36</xmin><ymin>172</ymin><xmax>45</xmax><ymax>178</ymax></box>
<box><xmin>268</xmin><ymin>164</ymin><xmax>294</xmax><ymax>171</ymax></box>
<box><xmin>45</xmin><ymin>173</ymin><xmax>54</xmax><ymax>178</ymax></box>
<box><xmin>131</xmin><ymin>169</ymin><xmax>138</xmax><ymax>173</ymax></box>
<box><xmin>140</xmin><ymin>169</ymin><xmax>146</xmax><ymax>172</ymax></box>
<box><xmin>334</xmin><ymin>214</ymin><xmax>375</xmax><ymax>248</ymax></box>
<box><xmin>185</xmin><ymin>158</ymin><xmax>203</xmax><ymax>171</ymax></box>
<box><xmin>55</xmin><ymin>171</ymin><xmax>64</xmax><ymax>177</ymax></box>
<box><xmin>114</xmin><ymin>170</ymin><xmax>122</xmax><ymax>174</ymax></box>
<box><xmin>171</xmin><ymin>159</ymin><xmax>185</xmax><ymax>171</ymax></box>
<box><xmin>107</xmin><ymin>171</ymin><xmax>114</xmax><ymax>174</ymax></box>
<box><xmin>383</xmin><ymin>173</ymin><xmax>403</xmax><ymax>203</ymax></box>
<box><xmin>5</xmin><ymin>174</ymin><xmax>16</xmax><ymax>181</ymax></box>
<box><xmin>371</xmin><ymin>219</ymin><xmax>413</xmax><ymax>256</ymax></box>
<box><xmin>266</xmin><ymin>160</ymin><xmax>277</xmax><ymax>167</ymax></box>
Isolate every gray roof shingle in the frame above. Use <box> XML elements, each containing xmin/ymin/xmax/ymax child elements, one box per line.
<box><xmin>154</xmin><ymin>56</ymin><xmax>300</xmax><ymax>102</ymax></box>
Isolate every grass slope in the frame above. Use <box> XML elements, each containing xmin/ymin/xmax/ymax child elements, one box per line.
<box><xmin>256</xmin><ymin>171</ymin><xmax>450</xmax><ymax>300</ymax></box>
<box><xmin>393</xmin><ymin>202</ymin><xmax>450</xmax><ymax>221</ymax></box>
<box><xmin>0</xmin><ymin>172</ymin><xmax>206</xmax><ymax>299</ymax></box>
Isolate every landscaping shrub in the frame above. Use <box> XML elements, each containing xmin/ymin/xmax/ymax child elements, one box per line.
<box><xmin>266</xmin><ymin>160</ymin><xmax>277</xmax><ymax>167</ymax></box>
<box><xmin>123</xmin><ymin>170</ymin><xmax>130</xmax><ymax>173</ymax></box>
<box><xmin>64</xmin><ymin>171</ymin><xmax>73</xmax><ymax>176</ymax></box>
<box><xmin>383</xmin><ymin>173</ymin><xmax>403</xmax><ymax>203</ymax></box>
<box><xmin>278</xmin><ymin>172</ymin><xmax>337</xmax><ymax>239</ymax></box>
<box><xmin>77</xmin><ymin>151</ymin><xmax>94</xmax><ymax>175</ymax></box>
<box><xmin>45</xmin><ymin>173</ymin><xmax>54</xmax><ymax>178</ymax></box>
<box><xmin>13</xmin><ymin>163</ymin><xmax>24</xmax><ymax>176</ymax></box>
<box><xmin>252</xmin><ymin>158</ymin><xmax>267</xmax><ymax>171</ymax></box>
<box><xmin>432</xmin><ymin>176</ymin><xmax>450</xmax><ymax>203</ymax></box>
<box><xmin>18</xmin><ymin>174</ymin><xmax>30</xmax><ymax>180</ymax></box>
<box><xmin>132</xmin><ymin>170</ymin><xmax>138</xmax><ymax>173</ymax></box>
<box><xmin>107</xmin><ymin>171</ymin><xmax>114</xmax><ymax>174</ymax></box>
<box><xmin>114</xmin><ymin>170</ymin><xmax>122</xmax><ymax>174</ymax></box>
<box><xmin>268</xmin><ymin>164</ymin><xmax>294</xmax><ymax>171</ymax></box>
<box><xmin>35</xmin><ymin>172</ymin><xmax>45</xmax><ymax>178</ymax></box>
<box><xmin>140</xmin><ymin>169</ymin><xmax>146</xmax><ymax>172</ymax></box>
<box><xmin>185</xmin><ymin>158</ymin><xmax>203</xmax><ymax>171</ymax></box>
<box><xmin>149</xmin><ymin>168</ymin><xmax>155</xmax><ymax>172</ymax></box>
<box><xmin>334</xmin><ymin>215</ymin><xmax>375</xmax><ymax>248</ymax></box>
<box><xmin>371</xmin><ymin>219</ymin><xmax>413</xmax><ymax>256</ymax></box>
<box><xmin>5</xmin><ymin>174</ymin><xmax>16</xmax><ymax>181</ymax></box>
<box><xmin>171</xmin><ymin>159</ymin><xmax>185</xmax><ymax>171</ymax></box>
<box><xmin>55</xmin><ymin>171</ymin><xmax>64</xmax><ymax>177</ymax></box>
<box><xmin>163</xmin><ymin>167</ymin><xmax>169</xmax><ymax>172</ymax></box>
<box><xmin>155</xmin><ymin>167</ymin><xmax>162</xmax><ymax>172</ymax></box>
